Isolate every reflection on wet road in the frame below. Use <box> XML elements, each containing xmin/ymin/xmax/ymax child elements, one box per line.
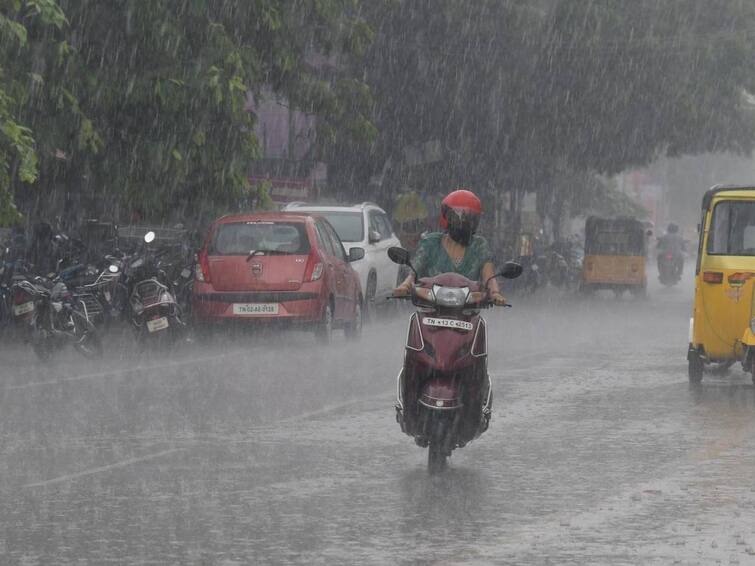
<box><xmin>4</xmin><ymin>270</ymin><xmax>755</xmax><ymax>564</ymax></box>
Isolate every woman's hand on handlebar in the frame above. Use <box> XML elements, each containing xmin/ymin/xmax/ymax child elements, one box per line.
<box><xmin>490</xmin><ymin>291</ymin><xmax>508</xmax><ymax>306</ymax></box>
<box><xmin>393</xmin><ymin>282</ymin><xmax>412</xmax><ymax>297</ymax></box>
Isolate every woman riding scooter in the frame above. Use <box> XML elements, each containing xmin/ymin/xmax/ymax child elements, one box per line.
<box><xmin>391</xmin><ymin>189</ymin><xmax>517</xmax><ymax>472</ymax></box>
<box><xmin>393</xmin><ymin>189</ymin><xmax>507</xmax><ymax>304</ymax></box>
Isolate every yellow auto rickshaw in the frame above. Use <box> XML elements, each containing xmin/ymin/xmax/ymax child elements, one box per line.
<box><xmin>580</xmin><ymin>216</ymin><xmax>647</xmax><ymax>297</ymax></box>
<box><xmin>689</xmin><ymin>184</ymin><xmax>755</xmax><ymax>384</ymax></box>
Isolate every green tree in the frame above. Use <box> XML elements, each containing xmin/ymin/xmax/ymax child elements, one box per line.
<box><xmin>338</xmin><ymin>0</ymin><xmax>755</xmax><ymax>230</ymax></box>
<box><xmin>0</xmin><ymin>0</ymin><xmax>66</xmax><ymax>225</ymax></box>
<box><xmin>6</xmin><ymin>0</ymin><xmax>373</xmax><ymax>223</ymax></box>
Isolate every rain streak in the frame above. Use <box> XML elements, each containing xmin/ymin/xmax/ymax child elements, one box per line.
<box><xmin>3</xmin><ymin>1</ymin><xmax>755</xmax><ymax>564</ymax></box>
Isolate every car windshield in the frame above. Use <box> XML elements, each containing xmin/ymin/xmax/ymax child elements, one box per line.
<box><xmin>211</xmin><ymin>221</ymin><xmax>310</xmax><ymax>255</ymax></box>
<box><xmin>316</xmin><ymin>212</ymin><xmax>364</xmax><ymax>242</ymax></box>
<box><xmin>707</xmin><ymin>200</ymin><xmax>755</xmax><ymax>256</ymax></box>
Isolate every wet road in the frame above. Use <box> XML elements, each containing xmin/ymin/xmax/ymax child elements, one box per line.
<box><xmin>4</xmin><ymin>270</ymin><xmax>755</xmax><ymax>564</ymax></box>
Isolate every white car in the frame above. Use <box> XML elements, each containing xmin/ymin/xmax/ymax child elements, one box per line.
<box><xmin>283</xmin><ymin>202</ymin><xmax>401</xmax><ymax>316</ymax></box>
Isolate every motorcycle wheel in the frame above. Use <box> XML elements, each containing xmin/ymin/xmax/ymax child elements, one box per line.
<box><xmin>31</xmin><ymin>328</ymin><xmax>53</xmax><ymax>362</ymax></box>
<box><xmin>72</xmin><ymin>311</ymin><xmax>103</xmax><ymax>359</ymax></box>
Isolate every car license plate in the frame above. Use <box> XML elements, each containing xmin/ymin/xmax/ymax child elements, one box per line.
<box><xmin>146</xmin><ymin>317</ymin><xmax>169</xmax><ymax>333</ymax></box>
<box><xmin>232</xmin><ymin>303</ymin><xmax>279</xmax><ymax>316</ymax></box>
<box><xmin>422</xmin><ymin>317</ymin><xmax>473</xmax><ymax>331</ymax></box>
<box><xmin>13</xmin><ymin>302</ymin><xmax>34</xmax><ymax>316</ymax></box>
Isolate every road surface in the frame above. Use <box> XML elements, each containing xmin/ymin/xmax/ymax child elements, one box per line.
<box><xmin>3</xmin><ymin>269</ymin><xmax>755</xmax><ymax>565</ymax></box>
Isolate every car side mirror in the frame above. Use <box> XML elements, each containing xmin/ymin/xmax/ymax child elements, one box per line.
<box><xmin>498</xmin><ymin>261</ymin><xmax>523</xmax><ymax>279</ymax></box>
<box><xmin>369</xmin><ymin>230</ymin><xmax>381</xmax><ymax>244</ymax></box>
<box><xmin>348</xmin><ymin>247</ymin><xmax>365</xmax><ymax>262</ymax></box>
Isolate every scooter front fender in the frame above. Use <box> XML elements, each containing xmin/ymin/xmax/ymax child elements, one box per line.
<box><xmin>418</xmin><ymin>377</ymin><xmax>463</xmax><ymax>410</ymax></box>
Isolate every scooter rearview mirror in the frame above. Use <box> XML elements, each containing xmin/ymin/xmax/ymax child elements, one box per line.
<box><xmin>498</xmin><ymin>261</ymin><xmax>523</xmax><ymax>280</ymax></box>
<box><xmin>388</xmin><ymin>246</ymin><xmax>410</xmax><ymax>265</ymax></box>
<box><xmin>388</xmin><ymin>246</ymin><xmax>418</xmax><ymax>279</ymax></box>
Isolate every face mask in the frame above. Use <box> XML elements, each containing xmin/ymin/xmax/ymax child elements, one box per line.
<box><xmin>448</xmin><ymin>224</ymin><xmax>473</xmax><ymax>246</ymax></box>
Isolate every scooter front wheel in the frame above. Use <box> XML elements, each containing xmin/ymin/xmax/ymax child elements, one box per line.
<box><xmin>428</xmin><ymin>444</ymin><xmax>447</xmax><ymax>474</ymax></box>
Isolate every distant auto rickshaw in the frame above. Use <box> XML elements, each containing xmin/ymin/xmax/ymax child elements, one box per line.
<box><xmin>688</xmin><ymin>185</ymin><xmax>755</xmax><ymax>384</ymax></box>
<box><xmin>580</xmin><ymin>216</ymin><xmax>647</xmax><ymax>297</ymax></box>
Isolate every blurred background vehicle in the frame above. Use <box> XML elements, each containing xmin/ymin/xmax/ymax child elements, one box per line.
<box><xmin>284</xmin><ymin>202</ymin><xmax>400</xmax><ymax>320</ymax></box>
<box><xmin>579</xmin><ymin>216</ymin><xmax>648</xmax><ymax>298</ymax></box>
<box><xmin>192</xmin><ymin>212</ymin><xmax>364</xmax><ymax>343</ymax></box>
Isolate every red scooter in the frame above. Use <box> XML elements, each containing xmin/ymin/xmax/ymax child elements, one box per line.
<box><xmin>388</xmin><ymin>247</ymin><xmax>522</xmax><ymax>472</ymax></box>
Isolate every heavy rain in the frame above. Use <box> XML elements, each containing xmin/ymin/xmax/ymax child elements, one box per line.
<box><xmin>2</xmin><ymin>1</ymin><xmax>755</xmax><ymax>564</ymax></box>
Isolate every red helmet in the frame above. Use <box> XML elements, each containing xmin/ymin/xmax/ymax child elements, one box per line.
<box><xmin>440</xmin><ymin>189</ymin><xmax>482</xmax><ymax>231</ymax></box>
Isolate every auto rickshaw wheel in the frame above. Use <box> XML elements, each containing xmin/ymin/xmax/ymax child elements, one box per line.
<box><xmin>688</xmin><ymin>351</ymin><xmax>704</xmax><ymax>384</ymax></box>
<box><xmin>630</xmin><ymin>285</ymin><xmax>647</xmax><ymax>299</ymax></box>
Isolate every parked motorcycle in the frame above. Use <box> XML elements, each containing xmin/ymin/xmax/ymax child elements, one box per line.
<box><xmin>126</xmin><ymin>231</ymin><xmax>186</xmax><ymax>346</ymax></box>
<box><xmin>545</xmin><ymin>239</ymin><xmax>583</xmax><ymax>290</ymax></box>
<box><xmin>172</xmin><ymin>260</ymin><xmax>194</xmax><ymax>320</ymax></box>
<box><xmin>14</xmin><ymin>276</ymin><xmax>102</xmax><ymax>361</ymax></box>
<box><xmin>0</xmin><ymin>245</ymin><xmax>13</xmax><ymax>331</ymax></box>
<box><xmin>388</xmin><ymin>246</ymin><xmax>522</xmax><ymax>473</ymax></box>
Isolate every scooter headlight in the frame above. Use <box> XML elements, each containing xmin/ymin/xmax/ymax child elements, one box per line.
<box><xmin>433</xmin><ymin>285</ymin><xmax>468</xmax><ymax>308</ymax></box>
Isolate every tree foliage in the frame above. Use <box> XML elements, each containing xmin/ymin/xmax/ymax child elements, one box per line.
<box><xmin>2</xmin><ymin>0</ymin><xmax>373</xmax><ymax>224</ymax></box>
<box><xmin>0</xmin><ymin>0</ymin><xmax>66</xmax><ymax>224</ymax></box>
<box><xmin>337</xmin><ymin>0</ymin><xmax>755</xmax><ymax>228</ymax></box>
<box><xmin>3</xmin><ymin>0</ymin><xmax>755</xmax><ymax>228</ymax></box>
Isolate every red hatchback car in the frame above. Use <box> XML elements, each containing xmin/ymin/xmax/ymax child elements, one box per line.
<box><xmin>192</xmin><ymin>212</ymin><xmax>364</xmax><ymax>341</ymax></box>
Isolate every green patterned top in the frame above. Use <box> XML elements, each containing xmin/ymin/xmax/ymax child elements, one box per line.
<box><xmin>413</xmin><ymin>232</ymin><xmax>493</xmax><ymax>281</ymax></box>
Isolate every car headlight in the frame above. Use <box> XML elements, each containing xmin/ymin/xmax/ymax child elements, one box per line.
<box><xmin>433</xmin><ymin>285</ymin><xmax>468</xmax><ymax>307</ymax></box>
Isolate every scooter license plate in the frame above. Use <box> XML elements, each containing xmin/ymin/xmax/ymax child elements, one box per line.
<box><xmin>13</xmin><ymin>302</ymin><xmax>34</xmax><ymax>316</ymax></box>
<box><xmin>147</xmin><ymin>317</ymin><xmax>169</xmax><ymax>333</ymax></box>
<box><xmin>422</xmin><ymin>317</ymin><xmax>473</xmax><ymax>331</ymax></box>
